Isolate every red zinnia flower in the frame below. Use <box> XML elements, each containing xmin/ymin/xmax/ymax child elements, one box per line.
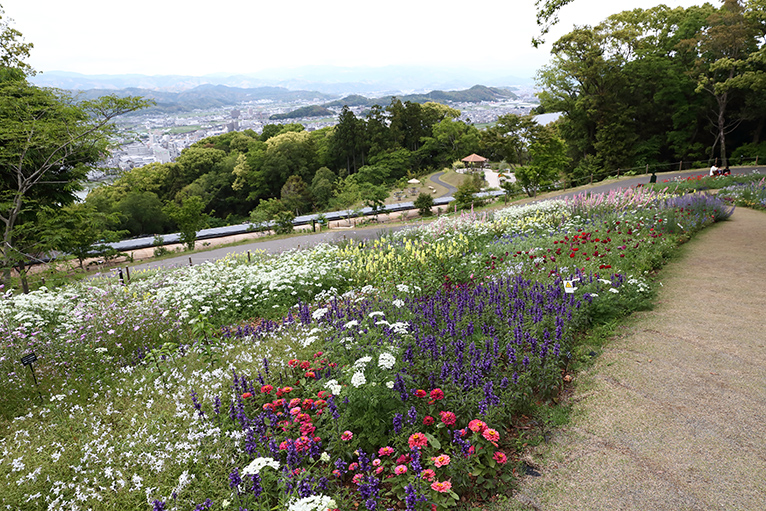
<box><xmin>429</xmin><ymin>388</ymin><xmax>444</xmax><ymax>401</ymax></box>
<box><xmin>241</xmin><ymin>392</ymin><xmax>252</xmax><ymax>399</ymax></box>
<box><xmin>439</xmin><ymin>411</ymin><xmax>456</xmax><ymax>426</ymax></box>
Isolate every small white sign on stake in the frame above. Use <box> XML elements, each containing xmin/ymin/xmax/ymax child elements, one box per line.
<box><xmin>563</xmin><ymin>280</ymin><xmax>576</xmax><ymax>294</ymax></box>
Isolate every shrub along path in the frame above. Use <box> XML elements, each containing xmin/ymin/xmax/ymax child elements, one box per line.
<box><xmin>509</xmin><ymin>207</ymin><xmax>766</xmax><ymax>511</ymax></box>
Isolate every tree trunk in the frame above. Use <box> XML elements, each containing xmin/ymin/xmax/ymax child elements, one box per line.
<box><xmin>753</xmin><ymin>117</ymin><xmax>763</xmax><ymax>145</ymax></box>
<box><xmin>718</xmin><ymin>92</ymin><xmax>728</xmax><ymax>168</ymax></box>
<box><xmin>16</xmin><ymin>260</ymin><xmax>29</xmax><ymax>294</ymax></box>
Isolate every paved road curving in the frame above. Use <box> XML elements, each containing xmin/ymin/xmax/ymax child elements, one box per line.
<box><xmin>119</xmin><ymin>166</ymin><xmax>763</xmax><ymax>275</ymax></box>
<box><xmin>430</xmin><ymin>171</ymin><xmax>458</xmax><ymax>197</ymax></box>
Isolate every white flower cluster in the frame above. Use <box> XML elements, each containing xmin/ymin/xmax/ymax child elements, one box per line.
<box><xmin>350</xmin><ymin>372</ymin><xmax>367</xmax><ymax>388</ymax></box>
<box><xmin>353</xmin><ymin>356</ymin><xmax>372</xmax><ymax>370</ymax></box>
<box><xmin>287</xmin><ymin>494</ymin><xmax>336</xmax><ymax>511</ymax></box>
<box><xmin>378</xmin><ymin>352</ymin><xmax>396</xmax><ymax>370</ymax></box>
<box><xmin>324</xmin><ymin>379</ymin><xmax>342</xmax><ymax>396</ymax></box>
<box><xmin>242</xmin><ymin>457</ymin><xmax>280</xmax><ymax>476</ymax></box>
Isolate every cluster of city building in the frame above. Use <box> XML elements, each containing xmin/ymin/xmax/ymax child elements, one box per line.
<box><xmin>102</xmin><ymin>92</ymin><xmax>539</xmax><ymax>175</ymax></box>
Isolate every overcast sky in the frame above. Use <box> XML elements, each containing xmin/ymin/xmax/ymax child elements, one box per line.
<box><xmin>4</xmin><ymin>0</ymin><xmax>709</xmax><ymax>78</ymax></box>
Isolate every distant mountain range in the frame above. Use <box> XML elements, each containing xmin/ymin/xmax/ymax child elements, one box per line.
<box><xmin>74</xmin><ymin>85</ymin><xmax>336</xmax><ymax>114</ymax></box>
<box><xmin>70</xmin><ymin>83</ymin><xmax>520</xmax><ymax>118</ymax></box>
<box><xmin>326</xmin><ymin>85</ymin><xmax>518</xmax><ymax>108</ymax></box>
<box><xmin>30</xmin><ymin>65</ymin><xmax>535</xmax><ymax>95</ymax></box>
<box><xmin>271</xmin><ymin>85</ymin><xmax>520</xmax><ymax>120</ymax></box>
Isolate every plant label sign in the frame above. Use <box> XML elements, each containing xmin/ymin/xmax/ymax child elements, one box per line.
<box><xmin>563</xmin><ymin>280</ymin><xmax>576</xmax><ymax>294</ymax></box>
<box><xmin>21</xmin><ymin>352</ymin><xmax>37</xmax><ymax>366</ymax></box>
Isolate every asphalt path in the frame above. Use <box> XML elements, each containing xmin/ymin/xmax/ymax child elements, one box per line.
<box><xmin>430</xmin><ymin>171</ymin><xmax>458</xmax><ymax>196</ymax></box>
<box><xmin>122</xmin><ymin>166</ymin><xmax>762</xmax><ymax>274</ymax></box>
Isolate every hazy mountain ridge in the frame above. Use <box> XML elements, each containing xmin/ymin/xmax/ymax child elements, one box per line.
<box><xmin>75</xmin><ymin>85</ymin><xmax>338</xmax><ymax>114</ymax></box>
<box><xmin>325</xmin><ymin>85</ymin><xmax>518</xmax><ymax>108</ymax></box>
<box><xmin>30</xmin><ymin>65</ymin><xmax>535</xmax><ymax>95</ymax></box>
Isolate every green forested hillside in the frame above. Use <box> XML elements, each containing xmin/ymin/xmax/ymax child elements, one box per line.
<box><xmin>270</xmin><ymin>105</ymin><xmax>335</xmax><ymax>120</ymax></box>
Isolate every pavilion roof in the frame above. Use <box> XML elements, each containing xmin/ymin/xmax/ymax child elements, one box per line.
<box><xmin>461</xmin><ymin>153</ymin><xmax>488</xmax><ymax>162</ymax></box>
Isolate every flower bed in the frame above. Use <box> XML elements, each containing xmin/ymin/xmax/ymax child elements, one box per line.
<box><xmin>0</xmin><ymin>189</ymin><xmax>733</xmax><ymax>510</ymax></box>
<box><xmin>718</xmin><ymin>177</ymin><xmax>766</xmax><ymax>211</ymax></box>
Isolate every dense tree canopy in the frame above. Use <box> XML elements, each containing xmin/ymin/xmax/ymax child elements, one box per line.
<box><xmin>537</xmin><ymin>0</ymin><xmax>765</xmax><ymax>180</ymax></box>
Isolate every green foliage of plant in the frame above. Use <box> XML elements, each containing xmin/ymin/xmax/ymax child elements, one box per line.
<box><xmin>415</xmin><ymin>192</ymin><xmax>435</xmax><ymax>216</ymax></box>
<box><xmin>453</xmin><ymin>173</ymin><xmax>486</xmax><ymax>210</ymax></box>
<box><xmin>164</xmin><ymin>195</ymin><xmax>208</xmax><ymax>250</ymax></box>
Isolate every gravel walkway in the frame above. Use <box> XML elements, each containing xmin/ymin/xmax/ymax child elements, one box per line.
<box><xmin>509</xmin><ymin>207</ymin><xmax>766</xmax><ymax>511</ymax></box>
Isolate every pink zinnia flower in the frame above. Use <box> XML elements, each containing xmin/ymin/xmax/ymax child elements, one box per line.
<box><xmin>431</xmin><ymin>480</ymin><xmax>452</xmax><ymax>493</ymax></box>
<box><xmin>431</xmin><ymin>454</ymin><xmax>451</xmax><ymax>467</ymax></box>
<box><xmin>429</xmin><ymin>388</ymin><xmax>444</xmax><ymax>401</ymax></box>
<box><xmin>394</xmin><ymin>465</ymin><xmax>408</xmax><ymax>475</ymax></box>
<box><xmin>493</xmin><ymin>451</ymin><xmax>508</xmax><ymax>464</ymax></box>
<box><xmin>348</xmin><ymin>462</ymin><xmax>359</xmax><ymax>471</ymax></box>
<box><xmin>408</xmin><ymin>432</ymin><xmax>428</xmax><ymax>449</ymax></box>
<box><xmin>482</xmin><ymin>428</ymin><xmax>500</xmax><ymax>444</ymax></box>
<box><xmin>241</xmin><ymin>392</ymin><xmax>252</xmax><ymax>399</ymax></box>
<box><xmin>468</xmin><ymin>419</ymin><xmax>487</xmax><ymax>433</ymax></box>
<box><xmin>423</xmin><ymin>415</ymin><xmax>435</xmax><ymax>426</ymax></box>
<box><xmin>378</xmin><ymin>446</ymin><xmax>394</xmax><ymax>457</ymax></box>
<box><xmin>340</xmin><ymin>430</ymin><xmax>353</xmax><ymax>441</ymax></box>
<box><xmin>352</xmin><ymin>473</ymin><xmax>364</xmax><ymax>485</ymax></box>
<box><xmin>414</xmin><ymin>389</ymin><xmax>427</xmax><ymax>398</ymax></box>
<box><xmin>421</xmin><ymin>469</ymin><xmax>436</xmax><ymax>481</ymax></box>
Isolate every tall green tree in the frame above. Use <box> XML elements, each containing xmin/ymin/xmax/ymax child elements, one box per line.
<box><xmin>280</xmin><ymin>175</ymin><xmax>312</xmax><ymax>215</ymax></box>
<box><xmin>310</xmin><ymin>167</ymin><xmax>337</xmax><ymax>209</ymax></box>
<box><xmin>0</xmin><ymin>4</ymin><xmax>33</xmax><ymax>73</ymax></box>
<box><xmin>481</xmin><ymin>114</ymin><xmax>543</xmax><ymax>166</ymax></box>
<box><xmin>163</xmin><ymin>195</ymin><xmax>207</xmax><ymax>251</ymax></box>
<box><xmin>41</xmin><ymin>203</ymin><xmax>127</xmax><ymax>270</ymax></box>
<box><xmin>332</xmin><ymin>106</ymin><xmax>366</xmax><ymax>176</ymax></box>
<box><xmin>0</xmin><ymin>75</ymin><xmax>150</xmax><ymax>286</ymax></box>
<box><xmin>681</xmin><ymin>0</ymin><xmax>760</xmax><ymax>167</ymax></box>
<box><xmin>516</xmin><ymin>128</ymin><xmax>571</xmax><ymax>197</ymax></box>
<box><xmin>260</xmin><ymin>130</ymin><xmax>317</xmax><ymax>197</ymax></box>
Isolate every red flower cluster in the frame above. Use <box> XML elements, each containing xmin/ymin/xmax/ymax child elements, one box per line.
<box><xmin>439</xmin><ymin>411</ymin><xmax>456</xmax><ymax>426</ymax></box>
